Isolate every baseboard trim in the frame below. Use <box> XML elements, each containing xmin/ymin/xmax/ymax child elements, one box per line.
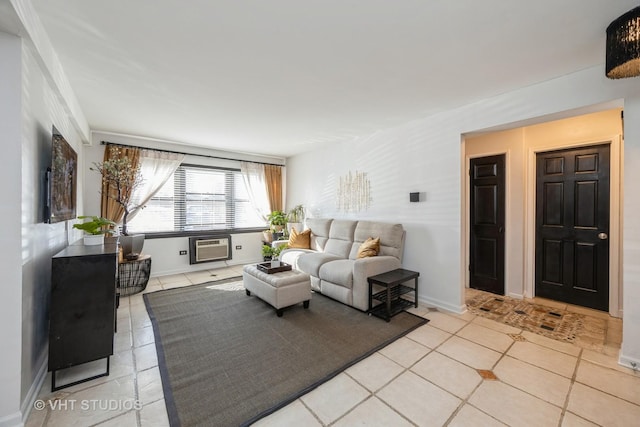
<box><xmin>419</xmin><ymin>295</ymin><xmax>466</xmax><ymax>314</ymax></box>
<box><xmin>0</xmin><ymin>411</ymin><xmax>22</xmax><ymax>427</ymax></box>
<box><xmin>508</xmin><ymin>292</ymin><xmax>524</xmax><ymax>300</ymax></box>
<box><xmin>20</xmin><ymin>355</ymin><xmax>48</xmax><ymax>426</ymax></box>
<box><xmin>618</xmin><ymin>351</ymin><xmax>640</xmax><ymax>371</ymax></box>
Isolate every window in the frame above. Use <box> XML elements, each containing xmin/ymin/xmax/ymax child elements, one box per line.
<box><xmin>128</xmin><ymin>164</ymin><xmax>265</xmax><ymax>233</ymax></box>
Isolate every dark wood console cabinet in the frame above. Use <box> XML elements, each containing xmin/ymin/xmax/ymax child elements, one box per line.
<box><xmin>49</xmin><ymin>243</ymin><xmax>118</xmax><ymax>390</ymax></box>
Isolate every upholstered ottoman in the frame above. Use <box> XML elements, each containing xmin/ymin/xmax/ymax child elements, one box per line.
<box><xmin>242</xmin><ymin>264</ymin><xmax>311</xmax><ymax>316</ymax></box>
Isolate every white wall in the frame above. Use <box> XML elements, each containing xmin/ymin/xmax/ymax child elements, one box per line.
<box><xmin>143</xmin><ymin>233</ymin><xmax>262</xmax><ymax>277</ymax></box>
<box><xmin>621</xmin><ymin>98</ymin><xmax>640</xmax><ymax>369</ymax></box>
<box><xmin>0</xmin><ymin>30</ymin><xmax>25</xmax><ymax>427</ymax></box>
<box><xmin>20</xmin><ymin>35</ymin><xmax>86</xmax><ymax>409</ymax></box>
<box><xmin>0</xmin><ymin>1</ymin><xmax>91</xmax><ymax>424</ymax></box>
<box><xmin>286</xmin><ymin>65</ymin><xmax>640</xmax><ymax>367</ymax></box>
<box><xmin>0</xmin><ymin>30</ymin><xmax>86</xmax><ymax>427</ymax></box>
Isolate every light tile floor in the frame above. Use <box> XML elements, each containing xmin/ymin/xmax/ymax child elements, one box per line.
<box><xmin>27</xmin><ymin>266</ymin><xmax>640</xmax><ymax>427</ymax></box>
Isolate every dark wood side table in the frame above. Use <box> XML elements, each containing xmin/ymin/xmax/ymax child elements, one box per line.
<box><xmin>368</xmin><ymin>268</ymin><xmax>420</xmax><ymax>322</ymax></box>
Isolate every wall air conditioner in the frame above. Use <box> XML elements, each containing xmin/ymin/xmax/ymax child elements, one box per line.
<box><xmin>189</xmin><ymin>235</ymin><xmax>232</xmax><ymax>264</ymax></box>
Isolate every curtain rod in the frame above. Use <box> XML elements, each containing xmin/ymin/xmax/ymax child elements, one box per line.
<box><xmin>100</xmin><ymin>141</ymin><xmax>284</xmax><ymax>167</ymax></box>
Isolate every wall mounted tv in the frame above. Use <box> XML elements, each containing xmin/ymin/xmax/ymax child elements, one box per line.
<box><xmin>46</xmin><ymin>126</ymin><xmax>77</xmax><ymax>223</ymax></box>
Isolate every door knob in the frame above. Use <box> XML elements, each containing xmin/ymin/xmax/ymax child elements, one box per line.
<box><xmin>598</xmin><ymin>232</ymin><xmax>608</xmax><ymax>240</ymax></box>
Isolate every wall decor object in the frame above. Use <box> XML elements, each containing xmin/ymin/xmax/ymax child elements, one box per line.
<box><xmin>337</xmin><ymin>170</ymin><xmax>372</xmax><ymax>212</ymax></box>
<box><xmin>409</xmin><ymin>192</ymin><xmax>420</xmax><ymax>202</ymax></box>
<box><xmin>47</xmin><ymin>126</ymin><xmax>77</xmax><ymax>223</ymax></box>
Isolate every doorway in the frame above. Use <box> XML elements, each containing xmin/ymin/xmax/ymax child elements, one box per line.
<box><xmin>535</xmin><ymin>144</ymin><xmax>610</xmax><ymax>311</ymax></box>
<box><xmin>463</xmin><ymin>108</ymin><xmax>622</xmax><ymax>316</ymax></box>
<box><xmin>469</xmin><ymin>154</ymin><xmax>505</xmax><ymax>295</ymax></box>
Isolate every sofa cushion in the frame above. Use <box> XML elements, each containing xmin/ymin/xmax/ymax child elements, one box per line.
<box><xmin>351</xmin><ymin>221</ymin><xmax>404</xmax><ymax>259</ymax></box>
<box><xmin>319</xmin><ymin>259</ymin><xmax>354</xmax><ymax>288</ymax></box>
<box><xmin>329</xmin><ymin>220</ymin><xmax>357</xmax><ymax>240</ymax></box>
<box><xmin>323</xmin><ymin>220</ymin><xmax>357</xmax><ymax>258</ymax></box>
<box><xmin>324</xmin><ymin>239</ymin><xmax>353</xmax><ymax>258</ymax></box>
<box><xmin>297</xmin><ymin>252</ymin><xmax>342</xmax><ymax>277</ymax></box>
<box><xmin>288</xmin><ymin>227</ymin><xmax>310</xmax><ymax>249</ymax></box>
<box><xmin>306</xmin><ymin>218</ymin><xmax>332</xmax><ymax>237</ymax></box>
<box><xmin>305</xmin><ymin>218</ymin><xmax>332</xmax><ymax>251</ymax></box>
<box><xmin>357</xmin><ymin>237</ymin><xmax>380</xmax><ymax>258</ymax></box>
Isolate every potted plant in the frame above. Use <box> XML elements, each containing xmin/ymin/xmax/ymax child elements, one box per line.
<box><xmin>262</xmin><ymin>229</ymin><xmax>274</xmax><ymax>243</ymax></box>
<box><xmin>73</xmin><ymin>216</ymin><xmax>116</xmax><ymax>246</ymax></box>
<box><xmin>262</xmin><ymin>244</ymin><xmax>274</xmax><ymax>261</ymax></box>
<box><xmin>286</xmin><ymin>204</ymin><xmax>305</xmax><ymax>234</ymax></box>
<box><xmin>92</xmin><ymin>147</ymin><xmax>145</xmax><ymax>259</ymax></box>
<box><xmin>262</xmin><ymin>243</ymin><xmax>286</xmax><ymax>264</ymax></box>
<box><xmin>267</xmin><ymin>210</ymin><xmax>287</xmax><ymax>239</ymax></box>
<box><xmin>272</xmin><ymin>242</ymin><xmax>286</xmax><ymax>258</ymax></box>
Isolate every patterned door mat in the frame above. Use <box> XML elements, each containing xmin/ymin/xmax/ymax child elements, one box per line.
<box><xmin>466</xmin><ymin>290</ymin><xmax>607</xmax><ymax>350</ymax></box>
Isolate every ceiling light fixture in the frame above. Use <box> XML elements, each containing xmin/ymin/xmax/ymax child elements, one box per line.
<box><xmin>606</xmin><ymin>6</ymin><xmax>640</xmax><ymax>79</ymax></box>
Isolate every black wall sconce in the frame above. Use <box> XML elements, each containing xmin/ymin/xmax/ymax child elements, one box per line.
<box><xmin>410</xmin><ymin>192</ymin><xmax>420</xmax><ymax>202</ymax></box>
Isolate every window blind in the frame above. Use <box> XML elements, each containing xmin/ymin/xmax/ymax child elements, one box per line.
<box><xmin>128</xmin><ymin>164</ymin><xmax>264</xmax><ymax>233</ymax></box>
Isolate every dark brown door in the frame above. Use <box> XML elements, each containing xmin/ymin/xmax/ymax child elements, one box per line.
<box><xmin>470</xmin><ymin>155</ymin><xmax>505</xmax><ymax>295</ymax></box>
<box><xmin>535</xmin><ymin>144</ymin><xmax>610</xmax><ymax>311</ymax></box>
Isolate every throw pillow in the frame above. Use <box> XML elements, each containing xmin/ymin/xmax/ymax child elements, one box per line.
<box><xmin>357</xmin><ymin>237</ymin><xmax>380</xmax><ymax>259</ymax></box>
<box><xmin>288</xmin><ymin>227</ymin><xmax>311</xmax><ymax>249</ymax></box>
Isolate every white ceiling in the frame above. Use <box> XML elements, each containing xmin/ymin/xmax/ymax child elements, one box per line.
<box><xmin>29</xmin><ymin>0</ymin><xmax>639</xmax><ymax>158</ymax></box>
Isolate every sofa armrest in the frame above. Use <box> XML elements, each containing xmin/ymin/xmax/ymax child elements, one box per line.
<box><xmin>351</xmin><ymin>256</ymin><xmax>402</xmax><ymax>311</ymax></box>
<box><xmin>280</xmin><ymin>247</ymin><xmax>318</xmax><ymax>270</ymax></box>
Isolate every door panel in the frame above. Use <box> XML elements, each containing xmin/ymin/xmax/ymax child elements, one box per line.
<box><xmin>575</xmin><ymin>181</ymin><xmax>597</xmax><ymax>227</ymax></box>
<box><xmin>542</xmin><ymin>239</ymin><xmax>563</xmax><ymax>285</ymax></box>
<box><xmin>470</xmin><ymin>155</ymin><xmax>505</xmax><ymax>295</ymax></box>
<box><xmin>575</xmin><ymin>242</ymin><xmax>597</xmax><ymax>291</ymax></box>
<box><xmin>543</xmin><ymin>182</ymin><xmax>564</xmax><ymax>225</ymax></box>
<box><xmin>535</xmin><ymin>144</ymin><xmax>610</xmax><ymax>311</ymax></box>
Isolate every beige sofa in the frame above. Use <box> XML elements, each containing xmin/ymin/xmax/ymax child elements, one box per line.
<box><xmin>277</xmin><ymin>218</ymin><xmax>405</xmax><ymax>311</ymax></box>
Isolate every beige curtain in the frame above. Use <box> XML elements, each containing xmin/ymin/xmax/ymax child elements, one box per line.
<box><xmin>264</xmin><ymin>164</ymin><xmax>283</xmax><ymax>212</ymax></box>
<box><xmin>100</xmin><ymin>145</ymin><xmax>141</xmax><ymax>224</ymax></box>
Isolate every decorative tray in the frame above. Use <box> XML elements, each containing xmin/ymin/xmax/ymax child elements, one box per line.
<box><xmin>257</xmin><ymin>262</ymin><xmax>292</xmax><ymax>274</ymax></box>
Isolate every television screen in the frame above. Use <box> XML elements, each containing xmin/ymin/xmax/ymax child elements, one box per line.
<box><xmin>47</xmin><ymin>126</ymin><xmax>77</xmax><ymax>223</ymax></box>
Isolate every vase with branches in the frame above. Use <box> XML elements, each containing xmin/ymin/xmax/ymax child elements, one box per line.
<box><xmin>91</xmin><ymin>147</ymin><xmax>143</xmax><ymax>236</ymax></box>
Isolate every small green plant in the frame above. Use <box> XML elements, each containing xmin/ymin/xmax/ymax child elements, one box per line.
<box><xmin>273</xmin><ymin>244</ymin><xmax>286</xmax><ymax>258</ymax></box>
<box><xmin>73</xmin><ymin>216</ymin><xmax>117</xmax><ymax>235</ymax></box>
<box><xmin>262</xmin><ymin>243</ymin><xmax>287</xmax><ymax>261</ymax></box>
<box><xmin>267</xmin><ymin>210</ymin><xmax>287</xmax><ymax>230</ymax></box>
<box><xmin>261</xmin><ymin>244</ymin><xmax>274</xmax><ymax>258</ymax></box>
<box><xmin>287</xmin><ymin>204</ymin><xmax>305</xmax><ymax>223</ymax></box>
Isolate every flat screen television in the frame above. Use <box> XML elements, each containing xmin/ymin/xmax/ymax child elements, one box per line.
<box><xmin>46</xmin><ymin>126</ymin><xmax>77</xmax><ymax>223</ymax></box>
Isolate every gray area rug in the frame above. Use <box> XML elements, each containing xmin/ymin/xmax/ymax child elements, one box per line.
<box><xmin>144</xmin><ymin>276</ymin><xmax>427</xmax><ymax>426</ymax></box>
